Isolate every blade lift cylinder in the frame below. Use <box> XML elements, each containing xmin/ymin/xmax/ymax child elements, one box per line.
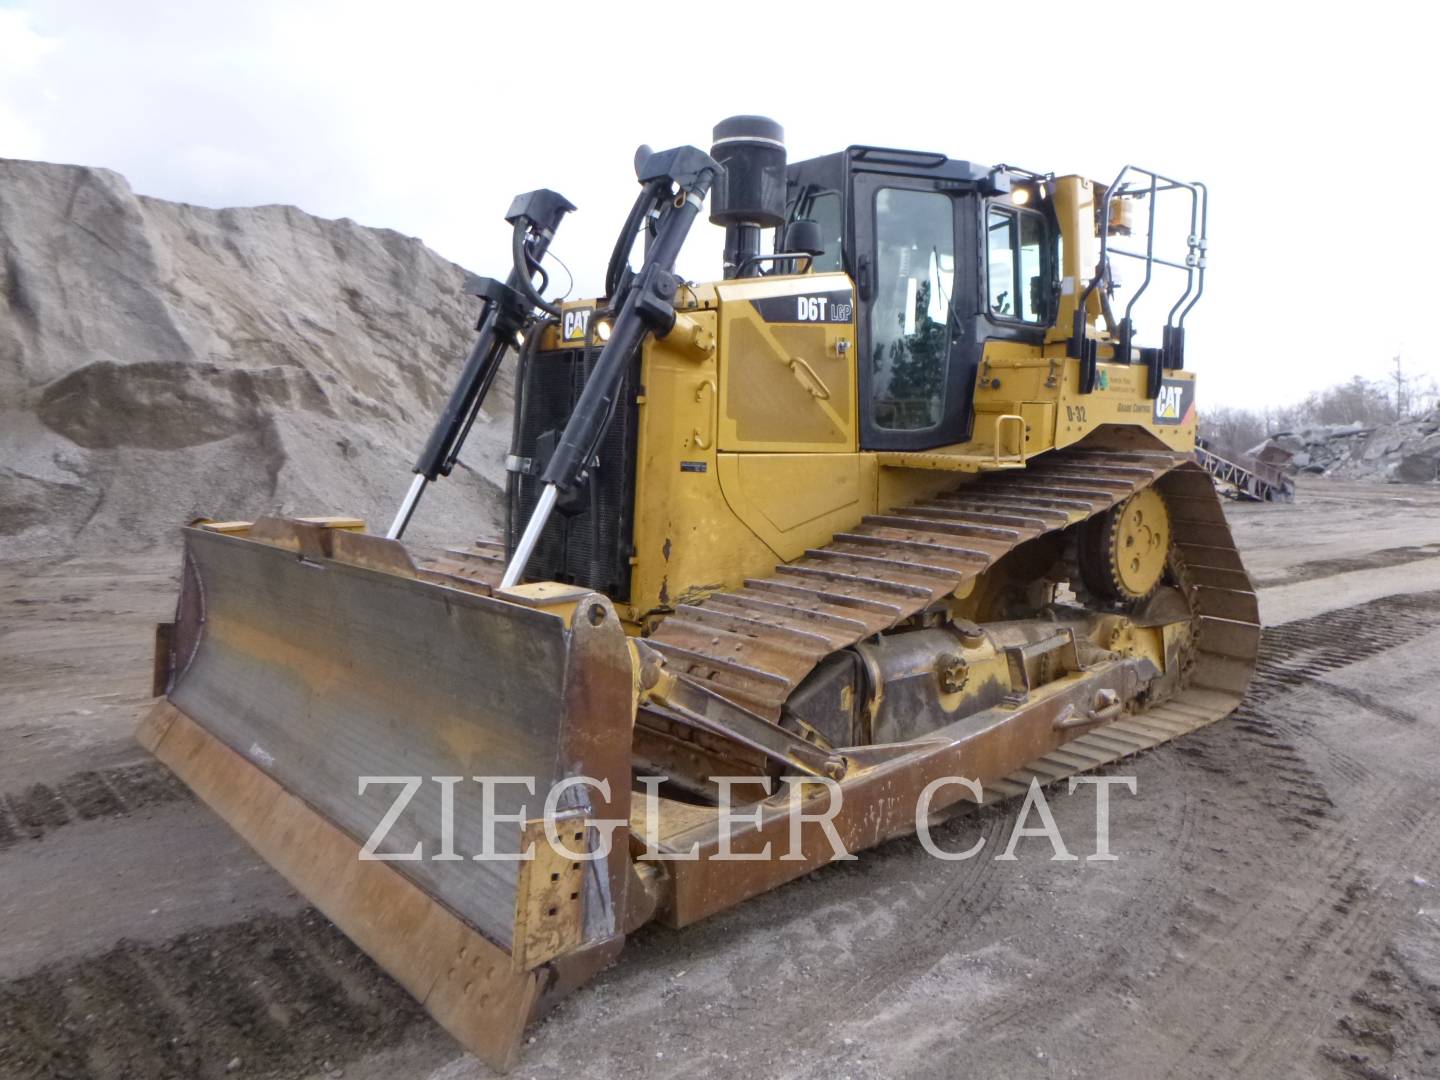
<box><xmin>501</xmin><ymin>146</ymin><xmax>721</xmax><ymax>588</ymax></box>
<box><xmin>387</xmin><ymin>189</ymin><xmax>576</xmax><ymax>540</ymax></box>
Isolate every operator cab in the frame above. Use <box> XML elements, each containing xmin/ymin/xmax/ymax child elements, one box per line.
<box><xmin>784</xmin><ymin>148</ymin><xmax>1061</xmax><ymax>451</ymax></box>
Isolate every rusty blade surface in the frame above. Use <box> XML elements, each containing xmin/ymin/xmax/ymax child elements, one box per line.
<box><xmin>163</xmin><ymin>526</ymin><xmax>634</xmax><ymax>955</ymax></box>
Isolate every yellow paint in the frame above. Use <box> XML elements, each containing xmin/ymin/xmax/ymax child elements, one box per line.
<box><xmin>493</xmin><ymin>582</ymin><xmax>595</xmax><ymax>627</ymax></box>
<box><xmin>1110</xmin><ymin>489</ymin><xmax>1171</xmax><ymax>598</ymax></box>
<box><xmin>1088</xmin><ymin>616</ymin><xmax>1169</xmax><ymax>675</ymax></box>
<box><xmin>717</xmin><ymin>453</ymin><xmax>874</xmax><ymax>563</ymax></box>
<box><xmin>714</xmin><ymin>272</ymin><xmax>857</xmax><ymax>453</ymax></box>
<box><xmin>605</xmin><ymin>169</ymin><xmax>1199</xmax><ymax>627</ymax></box>
<box><xmin>623</xmin><ymin>311</ymin><xmax>784</xmax><ymax>623</ymax></box>
<box><xmin>1048</xmin><ymin>175</ymin><xmax>1100</xmax><ymax>341</ymax></box>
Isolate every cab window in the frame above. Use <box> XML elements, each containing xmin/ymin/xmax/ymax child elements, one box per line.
<box><xmin>871</xmin><ymin>187</ymin><xmax>954</xmax><ymax>431</ymax></box>
<box><xmin>987</xmin><ymin>208</ymin><xmax>1048</xmax><ymax>322</ymax></box>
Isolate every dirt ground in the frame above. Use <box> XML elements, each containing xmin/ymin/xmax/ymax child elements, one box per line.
<box><xmin>2</xmin><ymin>477</ymin><xmax>1439</xmax><ymax>1080</ymax></box>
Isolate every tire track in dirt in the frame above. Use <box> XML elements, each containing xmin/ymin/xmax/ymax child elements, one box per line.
<box><xmin>1251</xmin><ymin>591</ymin><xmax>1440</xmax><ymax>693</ymax></box>
<box><xmin>1251</xmin><ymin>544</ymin><xmax>1440</xmax><ymax>589</ymax></box>
<box><xmin>0</xmin><ymin>762</ymin><xmax>191</xmax><ymax>850</ymax></box>
<box><xmin>1230</xmin><ymin>589</ymin><xmax>1440</xmax><ymax>790</ymax></box>
<box><xmin>812</xmin><ymin>590</ymin><xmax>1440</xmax><ymax>1067</ymax></box>
<box><xmin>768</xmin><ymin>727</ymin><xmax>1201</xmax><ymax>1050</ymax></box>
<box><xmin>0</xmin><ymin>908</ymin><xmax>426</xmax><ymax>1080</ymax></box>
<box><xmin>955</xmin><ymin>715</ymin><xmax>1309</xmax><ymax>1059</ymax></box>
<box><xmin>700</xmin><ymin>803</ymin><xmax>1022</xmax><ymax>1053</ymax></box>
<box><xmin>1242</xmin><ymin>783</ymin><xmax>1440</xmax><ymax>1077</ymax></box>
<box><xmin>1229</xmin><ymin>805</ymin><xmax>1440</xmax><ymax>1078</ymax></box>
<box><xmin>812</xmin><ymin>805</ymin><xmax>1021</xmax><ymax>1012</ymax></box>
<box><xmin>1170</xmin><ymin>834</ymin><xmax>1382</xmax><ymax>1074</ymax></box>
<box><xmin>1318</xmin><ymin>930</ymin><xmax>1440</xmax><ymax>1079</ymax></box>
<box><xmin>1138</xmin><ymin>596</ymin><xmax>1440</xmax><ymax>1077</ymax></box>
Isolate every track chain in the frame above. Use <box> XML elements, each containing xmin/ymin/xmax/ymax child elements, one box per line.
<box><xmin>646</xmin><ymin>447</ymin><xmax>1260</xmax><ymax>730</ymax></box>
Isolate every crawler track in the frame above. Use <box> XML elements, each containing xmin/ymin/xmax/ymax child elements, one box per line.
<box><xmin>647</xmin><ymin>448</ymin><xmax>1260</xmax><ymax>760</ymax></box>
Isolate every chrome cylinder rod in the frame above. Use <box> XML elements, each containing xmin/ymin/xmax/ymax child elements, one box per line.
<box><xmin>386</xmin><ymin>473</ymin><xmax>427</xmax><ymax>540</ymax></box>
<box><xmin>500</xmin><ymin>482</ymin><xmax>558</xmax><ymax>589</ymax></box>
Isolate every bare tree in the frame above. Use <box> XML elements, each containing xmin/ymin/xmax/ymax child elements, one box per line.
<box><xmin>1199</xmin><ymin>406</ymin><xmax>1267</xmax><ymax>457</ymax></box>
<box><xmin>1304</xmin><ymin>377</ymin><xmax>1392</xmax><ymax>426</ymax></box>
<box><xmin>1391</xmin><ymin>354</ymin><xmax>1410</xmax><ymax>421</ymax></box>
<box><xmin>1410</xmin><ymin>374</ymin><xmax>1439</xmax><ymax>417</ymax></box>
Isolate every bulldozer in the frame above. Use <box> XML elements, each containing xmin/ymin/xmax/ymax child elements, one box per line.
<box><xmin>140</xmin><ymin>117</ymin><xmax>1257</xmax><ymax>1068</ymax></box>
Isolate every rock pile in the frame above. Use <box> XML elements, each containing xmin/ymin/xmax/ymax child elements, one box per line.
<box><xmin>1252</xmin><ymin>412</ymin><xmax>1440</xmax><ymax>484</ymax></box>
<box><xmin>0</xmin><ymin>158</ymin><xmax>511</xmax><ymax>559</ymax></box>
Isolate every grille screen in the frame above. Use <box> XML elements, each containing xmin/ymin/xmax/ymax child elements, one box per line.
<box><xmin>507</xmin><ymin>347</ymin><xmax>639</xmax><ymax>600</ymax></box>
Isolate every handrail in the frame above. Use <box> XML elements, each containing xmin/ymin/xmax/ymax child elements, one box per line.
<box><xmin>993</xmin><ymin>414</ymin><xmax>1026</xmax><ymax>464</ymax></box>
<box><xmin>1173</xmin><ymin>181</ymin><xmax>1209</xmax><ymax>329</ymax></box>
<box><xmin>1070</xmin><ymin>165</ymin><xmax>1208</xmax><ymax>397</ymax></box>
<box><xmin>1118</xmin><ymin>171</ymin><xmax>1160</xmax><ymax>363</ymax></box>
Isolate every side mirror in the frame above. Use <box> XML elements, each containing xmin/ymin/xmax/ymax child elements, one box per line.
<box><xmin>781</xmin><ymin>219</ymin><xmax>825</xmax><ymax>257</ymax></box>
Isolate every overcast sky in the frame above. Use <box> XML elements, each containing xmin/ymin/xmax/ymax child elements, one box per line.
<box><xmin>2</xmin><ymin>0</ymin><xmax>1435</xmax><ymax>410</ymax></box>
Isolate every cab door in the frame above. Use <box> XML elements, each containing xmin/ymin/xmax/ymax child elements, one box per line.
<box><xmin>852</xmin><ymin>173</ymin><xmax>978</xmax><ymax>450</ymax></box>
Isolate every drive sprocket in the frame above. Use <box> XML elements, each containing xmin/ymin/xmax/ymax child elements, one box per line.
<box><xmin>1077</xmin><ymin>487</ymin><xmax>1171</xmax><ymax>603</ymax></box>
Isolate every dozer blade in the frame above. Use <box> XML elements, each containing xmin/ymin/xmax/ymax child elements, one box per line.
<box><xmin>140</xmin><ymin>518</ymin><xmax>637</xmax><ymax>1071</ymax></box>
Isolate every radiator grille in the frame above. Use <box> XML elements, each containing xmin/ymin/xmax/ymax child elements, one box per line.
<box><xmin>507</xmin><ymin>347</ymin><xmax>639</xmax><ymax>600</ymax></box>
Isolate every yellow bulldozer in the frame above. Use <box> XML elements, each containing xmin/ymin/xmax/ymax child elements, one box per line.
<box><xmin>140</xmin><ymin>117</ymin><xmax>1257</xmax><ymax>1068</ymax></box>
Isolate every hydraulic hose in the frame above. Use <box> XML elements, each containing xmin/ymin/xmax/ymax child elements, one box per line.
<box><xmin>605</xmin><ymin>178</ymin><xmax>668</xmax><ymax>299</ymax></box>
<box><xmin>512</xmin><ymin>219</ymin><xmax>558</xmax><ymax>316</ymax></box>
<box><xmin>505</xmin><ymin>317</ymin><xmax>552</xmax><ymax>554</ymax></box>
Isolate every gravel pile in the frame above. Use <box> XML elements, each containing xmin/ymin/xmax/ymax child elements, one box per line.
<box><xmin>0</xmin><ymin>158</ymin><xmax>510</xmax><ymax>559</ymax></box>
